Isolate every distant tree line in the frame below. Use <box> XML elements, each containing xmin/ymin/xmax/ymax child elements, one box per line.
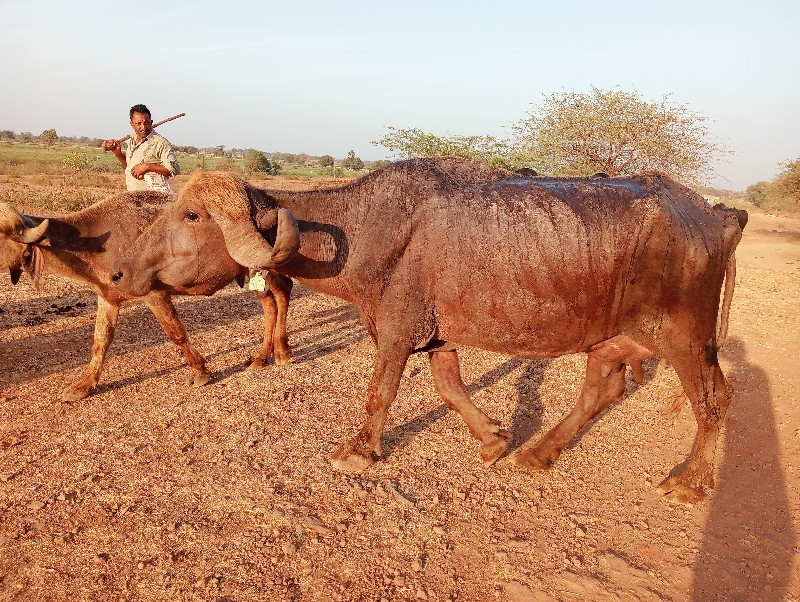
<box><xmin>745</xmin><ymin>159</ymin><xmax>800</xmax><ymax>211</ymax></box>
<box><xmin>0</xmin><ymin>128</ymin><xmax>379</xmax><ymax>171</ymax></box>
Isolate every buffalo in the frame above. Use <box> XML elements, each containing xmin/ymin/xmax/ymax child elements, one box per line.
<box><xmin>0</xmin><ymin>193</ymin><xmax>292</xmax><ymax>401</ymax></box>
<box><xmin>111</xmin><ymin>158</ymin><xmax>747</xmax><ymax>504</ymax></box>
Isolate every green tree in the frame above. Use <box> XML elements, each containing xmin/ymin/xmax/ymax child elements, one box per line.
<box><xmin>514</xmin><ymin>88</ymin><xmax>722</xmax><ymax>183</ymax></box>
<box><xmin>375</xmin><ymin>127</ymin><xmax>515</xmax><ymax>168</ymax></box>
<box><xmin>0</xmin><ymin>130</ymin><xmax>15</xmax><ymax>139</ymax></box>
<box><xmin>40</xmin><ymin>128</ymin><xmax>58</xmax><ymax>148</ymax></box>
<box><xmin>745</xmin><ymin>181</ymin><xmax>771</xmax><ymax>208</ymax></box>
<box><xmin>342</xmin><ymin>150</ymin><xmax>365</xmax><ymax>170</ymax></box>
<box><xmin>775</xmin><ymin>158</ymin><xmax>800</xmax><ymax>204</ymax></box>
<box><xmin>19</xmin><ymin>132</ymin><xmax>33</xmax><ymax>143</ymax></box>
<box><xmin>319</xmin><ymin>155</ymin><xmax>335</xmax><ymax>167</ymax></box>
<box><xmin>243</xmin><ymin>149</ymin><xmax>279</xmax><ymax>175</ymax></box>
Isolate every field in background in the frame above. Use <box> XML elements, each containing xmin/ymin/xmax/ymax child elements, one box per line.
<box><xmin>0</xmin><ymin>142</ymin><xmax>360</xmax><ymax>213</ymax></box>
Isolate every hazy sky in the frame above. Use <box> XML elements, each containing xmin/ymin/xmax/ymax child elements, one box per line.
<box><xmin>1</xmin><ymin>0</ymin><xmax>797</xmax><ymax>190</ymax></box>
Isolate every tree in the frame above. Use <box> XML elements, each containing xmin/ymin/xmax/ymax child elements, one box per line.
<box><xmin>40</xmin><ymin>128</ymin><xmax>58</xmax><ymax>148</ymax></box>
<box><xmin>319</xmin><ymin>155</ymin><xmax>335</xmax><ymax>167</ymax></box>
<box><xmin>745</xmin><ymin>181</ymin><xmax>771</xmax><ymax>208</ymax></box>
<box><xmin>243</xmin><ymin>149</ymin><xmax>279</xmax><ymax>176</ymax></box>
<box><xmin>775</xmin><ymin>158</ymin><xmax>800</xmax><ymax>204</ymax></box>
<box><xmin>514</xmin><ymin>88</ymin><xmax>722</xmax><ymax>184</ymax></box>
<box><xmin>19</xmin><ymin>132</ymin><xmax>33</xmax><ymax>143</ymax></box>
<box><xmin>342</xmin><ymin>150</ymin><xmax>365</xmax><ymax>170</ymax></box>
<box><xmin>374</xmin><ymin>127</ymin><xmax>515</xmax><ymax>168</ymax></box>
<box><xmin>0</xmin><ymin>130</ymin><xmax>15</xmax><ymax>140</ymax></box>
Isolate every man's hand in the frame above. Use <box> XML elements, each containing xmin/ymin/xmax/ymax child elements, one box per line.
<box><xmin>130</xmin><ymin>162</ymin><xmax>150</xmax><ymax>179</ymax></box>
<box><xmin>101</xmin><ymin>139</ymin><xmax>120</xmax><ymax>152</ymax></box>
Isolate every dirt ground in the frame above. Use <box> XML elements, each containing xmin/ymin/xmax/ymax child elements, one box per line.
<box><xmin>1</xmin><ymin>195</ymin><xmax>799</xmax><ymax>601</ymax></box>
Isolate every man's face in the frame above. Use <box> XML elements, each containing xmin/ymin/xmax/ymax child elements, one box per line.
<box><xmin>130</xmin><ymin>112</ymin><xmax>153</xmax><ymax>141</ymax></box>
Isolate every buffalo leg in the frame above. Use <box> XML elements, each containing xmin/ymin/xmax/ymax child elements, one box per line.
<box><xmin>62</xmin><ymin>295</ymin><xmax>120</xmax><ymax>402</ymax></box>
<box><xmin>331</xmin><ymin>339</ymin><xmax>411</xmax><ymax>472</ymax></box>
<box><xmin>249</xmin><ymin>273</ymin><xmax>293</xmax><ymax>368</ymax></box>
<box><xmin>657</xmin><ymin>343</ymin><xmax>732</xmax><ymax>504</ymax></box>
<box><xmin>144</xmin><ymin>292</ymin><xmax>211</xmax><ymax>387</ymax></box>
<box><xmin>428</xmin><ymin>350</ymin><xmax>511</xmax><ymax>466</ymax></box>
<box><xmin>511</xmin><ymin>356</ymin><xmax>627</xmax><ymax>470</ymax></box>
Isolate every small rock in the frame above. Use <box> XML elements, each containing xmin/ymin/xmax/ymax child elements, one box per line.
<box><xmin>416</xmin><ymin>587</ymin><xmax>428</xmax><ymax>599</ymax></box>
<box><xmin>282</xmin><ymin>541</ymin><xmax>298</xmax><ymax>555</ymax></box>
<box><xmin>412</xmin><ymin>557</ymin><xmax>424</xmax><ymax>572</ymax></box>
<box><xmin>27</xmin><ymin>500</ymin><xmax>46</xmax><ymax>511</ymax></box>
<box><xmin>432</xmin><ymin>525</ymin><xmax>446</xmax><ymax>536</ymax></box>
<box><xmin>303</xmin><ymin>516</ymin><xmax>335</xmax><ymax>535</ymax></box>
<box><xmin>575</xmin><ymin>526</ymin><xmax>586</xmax><ymax>537</ymax></box>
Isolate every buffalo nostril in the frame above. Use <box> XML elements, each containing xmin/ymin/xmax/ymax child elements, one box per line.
<box><xmin>111</xmin><ymin>271</ymin><xmax>123</xmax><ymax>283</ymax></box>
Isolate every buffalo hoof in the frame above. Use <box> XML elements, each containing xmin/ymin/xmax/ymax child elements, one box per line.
<box><xmin>509</xmin><ymin>448</ymin><xmax>554</xmax><ymax>472</ymax></box>
<box><xmin>481</xmin><ymin>429</ymin><xmax>512</xmax><ymax>467</ymax></box>
<box><xmin>331</xmin><ymin>441</ymin><xmax>376</xmax><ymax>473</ymax></box>
<box><xmin>62</xmin><ymin>386</ymin><xmax>90</xmax><ymax>403</ymax></box>
<box><xmin>274</xmin><ymin>350</ymin><xmax>292</xmax><ymax>366</ymax></box>
<box><xmin>657</xmin><ymin>476</ymin><xmax>707</xmax><ymax>505</ymax></box>
<box><xmin>185</xmin><ymin>372</ymin><xmax>212</xmax><ymax>388</ymax></box>
<box><xmin>247</xmin><ymin>357</ymin><xmax>268</xmax><ymax>370</ymax></box>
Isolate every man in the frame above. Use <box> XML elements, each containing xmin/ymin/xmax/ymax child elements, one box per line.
<box><xmin>102</xmin><ymin>104</ymin><xmax>180</xmax><ymax>193</ymax></box>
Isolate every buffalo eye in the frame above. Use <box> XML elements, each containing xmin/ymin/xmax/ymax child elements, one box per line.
<box><xmin>185</xmin><ymin>211</ymin><xmax>200</xmax><ymax>223</ymax></box>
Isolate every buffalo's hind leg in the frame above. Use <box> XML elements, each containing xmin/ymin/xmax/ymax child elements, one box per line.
<box><xmin>63</xmin><ymin>295</ymin><xmax>119</xmax><ymax>402</ymax></box>
<box><xmin>144</xmin><ymin>292</ymin><xmax>211</xmax><ymax>387</ymax></box>
<box><xmin>429</xmin><ymin>349</ymin><xmax>511</xmax><ymax>466</ymax></box>
<box><xmin>657</xmin><ymin>343</ymin><xmax>732</xmax><ymax>504</ymax></box>
<box><xmin>511</xmin><ymin>355</ymin><xmax>627</xmax><ymax>470</ymax></box>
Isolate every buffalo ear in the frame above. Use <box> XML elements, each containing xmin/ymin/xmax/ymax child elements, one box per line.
<box><xmin>9</xmin><ymin>266</ymin><xmax>22</xmax><ymax>285</ymax></box>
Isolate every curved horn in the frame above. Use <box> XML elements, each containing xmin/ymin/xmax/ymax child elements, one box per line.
<box><xmin>214</xmin><ymin>208</ymin><xmax>299</xmax><ymax>270</ymax></box>
<box><xmin>186</xmin><ymin>172</ymin><xmax>300</xmax><ymax>270</ymax></box>
<box><xmin>13</xmin><ymin>218</ymin><xmax>50</xmax><ymax>244</ymax></box>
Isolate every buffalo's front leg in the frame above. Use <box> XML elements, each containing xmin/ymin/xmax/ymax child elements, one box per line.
<box><xmin>144</xmin><ymin>292</ymin><xmax>211</xmax><ymax>387</ymax></box>
<box><xmin>512</xmin><ymin>355</ymin><xmax>626</xmax><ymax>470</ymax></box>
<box><xmin>429</xmin><ymin>349</ymin><xmax>511</xmax><ymax>466</ymax></box>
<box><xmin>249</xmin><ymin>272</ymin><xmax>293</xmax><ymax>368</ymax></box>
<box><xmin>63</xmin><ymin>295</ymin><xmax>119</xmax><ymax>402</ymax></box>
<box><xmin>331</xmin><ymin>341</ymin><xmax>411</xmax><ymax>473</ymax></box>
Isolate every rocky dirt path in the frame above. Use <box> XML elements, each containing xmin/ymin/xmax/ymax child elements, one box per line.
<box><xmin>0</xmin><ymin>209</ymin><xmax>798</xmax><ymax>601</ymax></box>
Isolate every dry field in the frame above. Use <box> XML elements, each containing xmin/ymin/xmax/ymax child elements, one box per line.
<box><xmin>1</xmin><ymin>178</ymin><xmax>799</xmax><ymax>601</ymax></box>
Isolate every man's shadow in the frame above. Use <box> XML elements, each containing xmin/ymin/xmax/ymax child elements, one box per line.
<box><xmin>690</xmin><ymin>337</ymin><xmax>796</xmax><ymax>600</ymax></box>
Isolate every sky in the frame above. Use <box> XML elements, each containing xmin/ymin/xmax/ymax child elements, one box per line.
<box><xmin>1</xmin><ymin>0</ymin><xmax>797</xmax><ymax>191</ymax></box>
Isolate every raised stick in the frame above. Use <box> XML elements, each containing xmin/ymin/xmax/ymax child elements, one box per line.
<box><xmin>115</xmin><ymin>112</ymin><xmax>186</xmax><ymax>143</ymax></box>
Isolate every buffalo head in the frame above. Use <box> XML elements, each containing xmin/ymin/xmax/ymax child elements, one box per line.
<box><xmin>111</xmin><ymin>172</ymin><xmax>300</xmax><ymax>296</ymax></box>
<box><xmin>0</xmin><ymin>202</ymin><xmax>50</xmax><ymax>284</ymax></box>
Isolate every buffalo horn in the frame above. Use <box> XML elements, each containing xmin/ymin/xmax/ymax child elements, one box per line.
<box><xmin>13</xmin><ymin>218</ymin><xmax>50</xmax><ymax>244</ymax></box>
<box><xmin>215</xmin><ymin>208</ymin><xmax>300</xmax><ymax>270</ymax></box>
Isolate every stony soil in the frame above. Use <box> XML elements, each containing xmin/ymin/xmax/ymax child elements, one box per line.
<box><xmin>1</xmin><ymin>190</ymin><xmax>799</xmax><ymax>601</ymax></box>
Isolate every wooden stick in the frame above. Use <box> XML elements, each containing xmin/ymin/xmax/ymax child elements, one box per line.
<box><xmin>115</xmin><ymin>112</ymin><xmax>186</xmax><ymax>143</ymax></box>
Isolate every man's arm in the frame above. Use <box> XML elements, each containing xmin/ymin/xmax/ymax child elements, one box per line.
<box><xmin>129</xmin><ymin>138</ymin><xmax>180</xmax><ymax>180</ymax></box>
<box><xmin>101</xmin><ymin>139</ymin><xmax>126</xmax><ymax>168</ymax></box>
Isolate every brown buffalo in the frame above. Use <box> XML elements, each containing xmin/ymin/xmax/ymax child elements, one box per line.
<box><xmin>1</xmin><ymin>193</ymin><xmax>293</xmax><ymax>401</ymax></box>
<box><xmin>111</xmin><ymin>158</ymin><xmax>747</xmax><ymax>504</ymax></box>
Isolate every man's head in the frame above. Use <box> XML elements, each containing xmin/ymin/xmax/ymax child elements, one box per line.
<box><xmin>129</xmin><ymin>104</ymin><xmax>153</xmax><ymax>141</ymax></box>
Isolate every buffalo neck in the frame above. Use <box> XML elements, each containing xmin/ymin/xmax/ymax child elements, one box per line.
<box><xmin>257</xmin><ymin>185</ymin><xmax>363</xmax><ymax>300</ymax></box>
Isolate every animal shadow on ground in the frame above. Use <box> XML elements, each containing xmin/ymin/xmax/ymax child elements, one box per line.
<box><xmin>0</xmin><ymin>292</ymin><xmax>95</xmax><ymax>329</ymax></box>
<box><xmin>0</xmin><ymin>287</ymin><xmax>312</xmax><ymax>389</ymax></box>
<box><xmin>690</xmin><ymin>337</ymin><xmax>796</xmax><ymax>600</ymax></box>
<box><xmin>288</xmin><ymin>305</ymin><xmax>367</xmax><ymax>364</ymax></box>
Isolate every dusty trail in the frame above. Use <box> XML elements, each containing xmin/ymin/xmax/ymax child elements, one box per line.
<box><xmin>0</xmin><ymin>208</ymin><xmax>798</xmax><ymax>601</ymax></box>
